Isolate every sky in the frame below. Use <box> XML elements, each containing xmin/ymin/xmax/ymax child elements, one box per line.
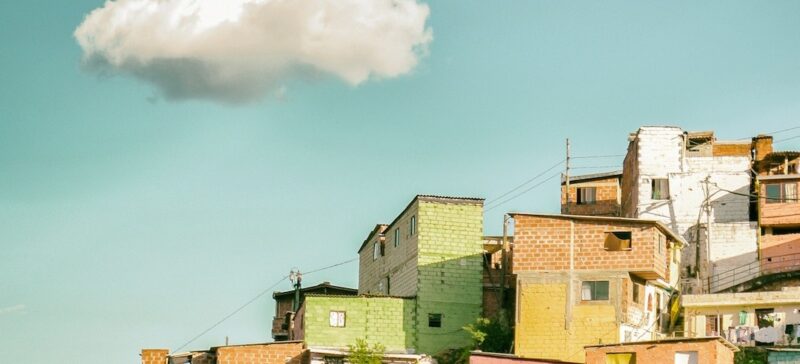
<box><xmin>2</xmin><ymin>1</ymin><xmax>800</xmax><ymax>362</ymax></box>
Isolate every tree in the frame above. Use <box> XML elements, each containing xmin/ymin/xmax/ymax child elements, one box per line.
<box><xmin>347</xmin><ymin>338</ymin><xmax>385</xmax><ymax>364</ymax></box>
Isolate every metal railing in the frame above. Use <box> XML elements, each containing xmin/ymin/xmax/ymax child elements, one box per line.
<box><xmin>705</xmin><ymin>252</ymin><xmax>800</xmax><ymax>292</ymax></box>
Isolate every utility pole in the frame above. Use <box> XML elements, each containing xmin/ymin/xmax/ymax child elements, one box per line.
<box><xmin>565</xmin><ymin>138</ymin><xmax>571</xmax><ymax>214</ymax></box>
<box><xmin>499</xmin><ymin>214</ymin><xmax>510</xmax><ymax>314</ymax></box>
<box><xmin>289</xmin><ymin>269</ymin><xmax>303</xmax><ymax>312</ymax></box>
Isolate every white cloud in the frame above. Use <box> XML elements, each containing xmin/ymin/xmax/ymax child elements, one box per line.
<box><xmin>74</xmin><ymin>0</ymin><xmax>432</xmax><ymax>103</ymax></box>
<box><xmin>0</xmin><ymin>304</ymin><xmax>26</xmax><ymax>316</ymax></box>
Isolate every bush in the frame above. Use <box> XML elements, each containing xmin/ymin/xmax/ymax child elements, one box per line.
<box><xmin>347</xmin><ymin>338</ymin><xmax>385</xmax><ymax>364</ymax></box>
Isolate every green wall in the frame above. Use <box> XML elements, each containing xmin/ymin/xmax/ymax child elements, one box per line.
<box><xmin>415</xmin><ymin>200</ymin><xmax>484</xmax><ymax>354</ymax></box>
<box><xmin>303</xmin><ymin>295</ymin><xmax>416</xmax><ymax>352</ymax></box>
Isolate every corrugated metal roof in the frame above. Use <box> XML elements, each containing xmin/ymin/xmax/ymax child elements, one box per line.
<box><xmin>561</xmin><ymin>170</ymin><xmax>622</xmax><ymax>184</ymax></box>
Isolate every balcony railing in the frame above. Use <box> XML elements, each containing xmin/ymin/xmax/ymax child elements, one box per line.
<box><xmin>705</xmin><ymin>252</ymin><xmax>800</xmax><ymax>292</ymax></box>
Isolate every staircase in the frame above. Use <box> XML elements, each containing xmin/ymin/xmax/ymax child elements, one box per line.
<box><xmin>704</xmin><ymin>252</ymin><xmax>800</xmax><ymax>293</ymax></box>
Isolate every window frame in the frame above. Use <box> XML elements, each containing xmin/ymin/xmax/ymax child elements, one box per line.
<box><xmin>651</xmin><ymin>178</ymin><xmax>670</xmax><ymax>200</ymax></box>
<box><xmin>428</xmin><ymin>313</ymin><xmax>442</xmax><ymax>328</ymax></box>
<box><xmin>604</xmin><ymin>231</ymin><xmax>632</xmax><ymax>251</ymax></box>
<box><xmin>329</xmin><ymin>311</ymin><xmax>346</xmax><ymax>328</ymax></box>
<box><xmin>581</xmin><ymin>280</ymin><xmax>610</xmax><ymax>301</ymax></box>
<box><xmin>394</xmin><ymin>228</ymin><xmax>400</xmax><ymax>247</ymax></box>
<box><xmin>410</xmin><ymin>215</ymin><xmax>416</xmax><ymax>236</ymax></box>
<box><xmin>577</xmin><ymin>187</ymin><xmax>597</xmax><ymax>205</ymax></box>
<box><xmin>372</xmin><ymin>241</ymin><xmax>380</xmax><ymax>260</ymax></box>
<box><xmin>766</xmin><ymin>182</ymin><xmax>797</xmax><ymax>204</ymax></box>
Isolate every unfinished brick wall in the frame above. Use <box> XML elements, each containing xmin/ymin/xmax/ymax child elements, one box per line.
<box><xmin>511</xmin><ymin>215</ymin><xmax>671</xmax><ymax>280</ymax></box>
<box><xmin>585</xmin><ymin>338</ymin><xmax>736</xmax><ymax>364</ymax></box>
<box><xmin>759</xmin><ymin>179</ymin><xmax>800</xmax><ymax>226</ymax></box>
<box><xmin>561</xmin><ymin>177</ymin><xmax>621</xmax><ymax>216</ymax></box>
<box><xmin>141</xmin><ymin>349</ymin><xmax>168</xmax><ymax>364</ymax></box>
<box><xmin>215</xmin><ymin>342</ymin><xmax>306</xmax><ymax>364</ymax></box>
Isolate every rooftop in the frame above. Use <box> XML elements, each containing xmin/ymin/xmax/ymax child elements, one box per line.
<box><xmin>560</xmin><ymin>170</ymin><xmax>622</xmax><ymax>184</ymax></box>
<box><xmin>273</xmin><ymin>282</ymin><xmax>357</xmax><ymax>298</ymax></box>
<box><xmin>584</xmin><ymin>336</ymin><xmax>738</xmax><ymax>352</ymax></box>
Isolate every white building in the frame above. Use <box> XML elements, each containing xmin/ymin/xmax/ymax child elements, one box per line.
<box><xmin>621</xmin><ymin>126</ymin><xmax>758</xmax><ymax>293</ymax></box>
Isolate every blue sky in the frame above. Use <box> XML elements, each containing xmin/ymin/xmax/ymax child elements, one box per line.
<box><xmin>1</xmin><ymin>1</ymin><xmax>800</xmax><ymax>362</ymax></box>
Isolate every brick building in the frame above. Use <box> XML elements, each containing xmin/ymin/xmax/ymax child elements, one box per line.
<box><xmin>293</xmin><ymin>195</ymin><xmax>485</xmax><ymax>356</ymax></box>
<box><xmin>561</xmin><ymin>171</ymin><xmax>622</xmax><ymax>217</ymax></box>
<box><xmin>470</xmin><ymin>351</ymin><xmax>580</xmax><ymax>364</ymax></box>
<box><xmin>753</xmin><ymin>137</ymin><xmax>800</xmax><ymax>277</ymax></box>
<box><xmin>584</xmin><ymin>337</ymin><xmax>738</xmax><ymax>364</ymax></box>
<box><xmin>511</xmin><ymin>213</ymin><xmax>684</xmax><ymax>363</ymax></box>
<box><xmin>271</xmin><ymin>282</ymin><xmax>357</xmax><ymax>341</ymax></box>
<box><xmin>141</xmin><ymin>342</ymin><xmax>307</xmax><ymax>364</ymax></box>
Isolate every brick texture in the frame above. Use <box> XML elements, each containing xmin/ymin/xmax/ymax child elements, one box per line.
<box><xmin>584</xmin><ymin>338</ymin><xmax>736</xmax><ymax>364</ymax></box>
<box><xmin>215</xmin><ymin>342</ymin><xmax>306</xmax><ymax>364</ymax></box>
<box><xmin>561</xmin><ymin>177</ymin><xmax>621</xmax><ymax>216</ymax></box>
<box><xmin>141</xmin><ymin>349</ymin><xmax>168</xmax><ymax>364</ymax></box>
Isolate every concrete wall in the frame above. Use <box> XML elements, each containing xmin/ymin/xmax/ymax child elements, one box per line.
<box><xmin>358</xmin><ymin>201</ymin><xmax>420</xmax><ymax>297</ymax></box>
<box><xmin>470</xmin><ymin>352</ymin><xmax>580</xmax><ymax>364</ymax></box>
<box><xmin>301</xmin><ymin>295</ymin><xmax>415</xmax><ymax>352</ymax></box>
<box><xmin>584</xmin><ymin>338</ymin><xmax>736</xmax><ymax>364</ymax></box>
<box><xmin>622</xmin><ymin>126</ymin><xmax>758</xmax><ymax>292</ymax></box>
<box><xmin>415</xmin><ymin>199</ymin><xmax>484</xmax><ymax>354</ymax></box>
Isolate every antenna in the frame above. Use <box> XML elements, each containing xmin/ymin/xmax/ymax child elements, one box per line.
<box><xmin>289</xmin><ymin>268</ymin><xmax>303</xmax><ymax>312</ymax></box>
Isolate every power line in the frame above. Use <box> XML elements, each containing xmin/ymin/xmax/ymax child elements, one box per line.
<box><xmin>775</xmin><ymin>134</ymin><xmax>800</xmax><ymax>144</ymax></box>
<box><xmin>737</xmin><ymin>126</ymin><xmax>800</xmax><ymax>140</ymax></box>
<box><xmin>571</xmin><ymin>165</ymin><xmax>621</xmax><ymax>170</ymax></box>
<box><xmin>484</xmin><ymin>172</ymin><xmax>562</xmax><ymax>212</ymax></box>
<box><xmin>171</xmin><ymin>257</ymin><xmax>359</xmax><ymax>354</ymax></box>
<box><xmin>484</xmin><ymin>159</ymin><xmax>565</xmax><ymax>205</ymax></box>
<box><xmin>571</xmin><ymin>154</ymin><xmax>626</xmax><ymax>159</ymax></box>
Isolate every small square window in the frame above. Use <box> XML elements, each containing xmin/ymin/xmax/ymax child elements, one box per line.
<box><xmin>410</xmin><ymin>215</ymin><xmax>416</xmax><ymax>236</ymax></box>
<box><xmin>674</xmin><ymin>351</ymin><xmax>698</xmax><ymax>364</ymax></box>
<box><xmin>581</xmin><ymin>281</ymin><xmax>609</xmax><ymax>301</ymax></box>
<box><xmin>604</xmin><ymin>231</ymin><xmax>632</xmax><ymax>251</ymax></box>
<box><xmin>329</xmin><ymin>311</ymin><xmax>346</xmax><ymax>327</ymax></box>
<box><xmin>577</xmin><ymin>187</ymin><xmax>597</xmax><ymax>205</ymax></box>
<box><xmin>766</xmin><ymin>183</ymin><xmax>797</xmax><ymax>203</ymax></box>
<box><xmin>651</xmin><ymin>178</ymin><xmax>670</xmax><ymax>200</ymax></box>
<box><xmin>394</xmin><ymin>229</ymin><xmax>400</xmax><ymax>247</ymax></box>
<box><xmin>428</xmin><ymin>313</ymin><xmax>442</xmax><ymax>328</ymax></box>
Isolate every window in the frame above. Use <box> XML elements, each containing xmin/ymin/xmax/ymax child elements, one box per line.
<box><xmin>394</xmin><ymin>229</ymin><xmax>400</xmax><ymax>247</ymax></box>
<box><xmin>372</xmin><ymin>242</ymin><xmax>380</xmax><ymax>260</ymax></box>
<box><xmin>756</xmin><ymin>308</ymin><xmax>774</xmax><ymax>328</ymax></box>
<box><xmin>651</xmin><ymin>178</ymin><xmax>670</xmax><ymax>200</ymax></box>
<box><xmin>605</xmin><ymin>353</ymin><xmax>636</xmax><ymax>364</ymax></box>
<box><xmin>658</xmin><ymin>234</ymin><xmax>665</xmax><ymax>255</ymax></box>
<box><xmin>329</xmin><ymin>311</ymin><xmax>346</xmax><ymax>327</ymax></box>
<box><xmin>577</xmin><ymin>187</ymin><xmax>597</xmax><ymax>205</ymax></box>
<box><xmin>604</xmin><ymin>231</ymin><xmax>632</xmax><ymax>251</ymax></box>
<box><xmin>581</xmin><ymin>281</ymin><xmax>609</xmax><ymax>301</ymax></box>
<box><xmin>632</xmin><ymin>282</ymin><xmax>641</xmax><ymax>304</ymax></box>
<box><xmin>766</xmin><ymin>183</ymin><xmax>797</xmax><ymax>203</ymax></box>
<box><xmin>674</xmin><ymin>351</ymin><xmax>698</xmax><ymax>364</ymax></box>
<box><xmin>705</xmin><ymin>315</ymin><xmax>719</xmax><ymax>336</ymax></box>
<box><xmin>428</xmin><ymin>313</ymin><xmax>442</xmax><ymax>327</ymax></box>
<box><xmin>324</xmin><ymin>357</ymin><xmax>344</xmax><ymax>364</ymax></box>
<box><xmin>410</xmin><ymin>215</ymin><xmax>416</xmax><ymax>236</ymax></box>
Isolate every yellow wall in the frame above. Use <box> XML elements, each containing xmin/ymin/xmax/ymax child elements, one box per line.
<box><xmin>516</xmin><ymin>281</ymin><xmax>619</xmax><ymax>363</ymax></box>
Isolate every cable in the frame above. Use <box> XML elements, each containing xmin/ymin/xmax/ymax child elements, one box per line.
<box><xmin>571</xmin><ymin>154</ymin><xmax>626</xmax><ymax>159</ymax></box>
<box><xmin>775</xmin><ymin>134</ymin><xmax>800</xmax><ymax>144</ymax></box>
<box><xmin>570</xmin><ymin>165</ymin><xmax>621</xmax><ymax>170</ymax></box>
<box><xmin>171</xmin><ymin>257</ymin><xmax>359</xmax><ymax>354</ymax></box>
<box><xmin>484</xmin><ymin>172</ymin><xmax>562</xmax><ymax>212</ymax></box>
<box><xmin>484</xmin><ymin>159</ymin><xmax>565</xmax><ymax>206</ymax></box>
<box><xmin>737</xmin><ymin>126</ymin><xmax>800</xmax><ymax>140</ymax></box>
<box><xmin>708</xmin><ymin>182</ymin><xmax>800</xmax><ymax>202</ymax></box>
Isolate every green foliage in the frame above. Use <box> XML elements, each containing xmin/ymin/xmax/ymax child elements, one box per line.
<box><xmin>346</xmin><ymin>338</ymin><xmax>385</xmax><ymax>364</ymax></box>
<box><xmin>462</xmin><ymin>314</ymin><xmax>513</xmax><ymax>353</ymax></box>
<box><xmin>734</xmin><ymin>347</ymin><xmax>768</xmax><ymax>364</ymax></box>
<box><xmin>433</xmin><ymin>347</ymin><xmax>471</xmax><ymax>364</ymax></box>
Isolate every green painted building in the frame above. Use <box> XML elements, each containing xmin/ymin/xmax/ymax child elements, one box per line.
<box><xmin>297</xmin><ymin>195</ymin><xmax>485</xmax><ymax>355</ymax></box>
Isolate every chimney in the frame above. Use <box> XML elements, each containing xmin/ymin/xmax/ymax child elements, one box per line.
<box><xmin>141</xmin><ymin>349</ymin><xmax>169</xmax><ymax>364</ymax></box>
<box><xmin>752</xmin><ymin>134</ymin><xmax>774</xmax><ymax>161</ymax></box>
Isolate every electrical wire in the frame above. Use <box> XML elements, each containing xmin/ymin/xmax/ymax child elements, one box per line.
<box><xmin>775</xmin><ymin>134</ymin><xmax>800</xmax><ymax>144</ymax></box>
<box><xmin>484</xmin><ymin>159</ymin><xmax>565</xmax><ymax>206</ymax></box>
<box><xmin>737</xmin><ymin>126</ymin><xmax>800</xmax><ymax>140</ymax></box>
<box><xmin>571</xmin><ymin>154</ymin><xmax>626</xmax><ymax>159</ymax></box>
<box><xmin>570</xmin><ymin>165</ymin><xmax>621</xmax><ymax>170</ymax></box>
<box><xmin>484</xmin><ymin>172</ymin><xmax>562</xmax><ymax>212</ymax></box>
<box><xmin>171</xmin><ymin>256</ymin><xmax>359</xmax><ymax>354</ymax></box>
